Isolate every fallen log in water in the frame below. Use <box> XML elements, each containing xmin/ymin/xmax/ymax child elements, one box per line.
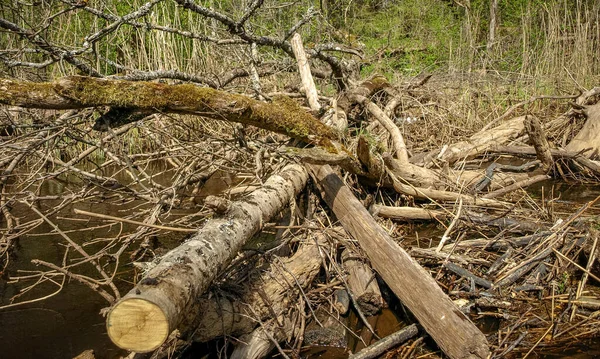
<box><xmin>348</xmin><ymin>324</ymin><xmax>419</xmax><ymax>359</ymax></box>
<box><xmin>190</xmin><ymin>231</ymin><xmax>327</xmax><ymax>342</ymax></box>
<box><xmin>105</xmin><ymin>164</ymin><xmax>308</xmax><ymax>352</ymax></box>
<box><xmin>307</xmin><ymin>163</ymin><xmax>490</xmax><ymax>359</ymax></box>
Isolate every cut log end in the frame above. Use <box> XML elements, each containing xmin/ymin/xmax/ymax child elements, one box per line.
<box><xmin>106</xmin><ymin>298</ymin><xmax>170</xmax><ymax>353</ymax></box>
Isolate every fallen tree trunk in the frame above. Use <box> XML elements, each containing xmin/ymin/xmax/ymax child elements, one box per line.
<box><xmin>190</xmin><ymin>231</ymin><xmax>327</xmax><ymax>342</ymax></box>
<box><xmin>428</xmin><ymin>116</ymin><xmax>526</xmax><ymax>165</ymax></box>
<box><xmin>307</xmin><ymin>163</ymin><xmax>490</xmax><ymax>359</ymax></box>
<box><xmin>105</xmin><ymin>164</ymin><xmax>308</xmax><ymax>352</ymax></box>
<box><xmin>566</xmin><ymin>102</ymin><xmax>600</xmax><ymax>159</ymax></box>
<box><xmin>491</xmin><ymin>145</ymin><xmax>600</xmax><ymax>176</ymax></box>
<box><xmin>0</xmin><ymin>76</ymin><xmax>338</xmax><ymax>148</ymax></box>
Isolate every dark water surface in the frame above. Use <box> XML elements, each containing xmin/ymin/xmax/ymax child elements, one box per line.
<box><xmin>2</xmin><ymin>176</ymin><xmax>600</xmax><ymax>358</ymax></box>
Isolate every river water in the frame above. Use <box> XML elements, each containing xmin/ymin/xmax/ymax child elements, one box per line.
<box><xmin>1</xmin><ymin>175</ymin><xmax>600</xmax><ymax>358</ymax></box>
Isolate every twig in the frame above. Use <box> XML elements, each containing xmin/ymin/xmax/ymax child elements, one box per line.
<box><xmin>348</xmin><ymin>324</ymin><xmax>418</xmax><ymax>359</ymax></box>
<box><xmin>73</xmin><ymin>208</ymin><xmax>197</xmax><ymax>233</ymax></box>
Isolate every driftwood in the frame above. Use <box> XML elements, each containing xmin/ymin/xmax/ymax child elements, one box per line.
<box><xmin>294</xmin><ymin>33</ymin><xmax>489</xmax><ymax>358</ymax></box>
<box><xmin>230</xmin><ymin>316</ymin><xmax>296</xmax><ymax>359</ymax></box>
<box><xmin>566</xmin><ymin>101</ymin><xmax>600</xmax><ymax>158</ymax></box>
<box><xmin>307</xmin><ymin>163</ymin><xmax>490</xmax><ymax>359</ymax></box>
<box><xmin>491</xmin><ymin>145</ymin><xmax>600</xmax><ymax>176</ymax></box>
<box><xmin>434</xmin><ymin>116</ymin><xmax>526</xmax><ymax>165</ymax></box>
<box><xmin>190</xmin><ymin>231</ymin><xmax>327</xmax><ymax>342</ymax></box>
<box><xmin>372</xmin><ymin>204</ymin><xmax>543</xmax><ymax>233</ymax></box>
<box><xmin>106</xmin><ymin>164</ymin><xmax>308</xmax><ymax>352</ymax></box>
<box><xmin>342</xmin><ymin>249</ymin><xmax>384</xmax><ymax>316</ymax></box>
<box><xmin>348</xmin><ymin>324</ymin><xmax>418</xmax><ymax>359</ymax></box>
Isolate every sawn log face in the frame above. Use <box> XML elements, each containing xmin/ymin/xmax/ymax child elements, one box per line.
<box><xmin>106</xmin><ymin>164</ymin><xmax>308</xmax><ymax>352</ymax></box>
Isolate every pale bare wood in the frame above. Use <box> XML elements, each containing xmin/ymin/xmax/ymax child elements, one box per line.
<box><xmin>107</xmin><ymin>299</ymin><xmax>169</xmax><ymax>352</ymax></box>
<box><xmin>371</xmin><ymin>205</ymin><xmax>444</xmax><ymax>220</ymax></box>
<box><xmin>106</xmin><ymin>164</ymin><xmax>309</xmax><ymax>352</ymax></box>
<box><xmin>231</xmin><ymin>316</ymin><xmax>296</xmax><ymax>359</ymax></box>
<box><xmin>566</xmin><ymin>102</ymin><xmax>600</xmax><ymax>158</ymax></box>
<box><xmin>491</xmin><ymin>145</ymin><xmax>600</xmax><ymax>176</ymax></box>
<box><xmin>482</xmin><ymin>174</ymin><xmax>550</xmax><ymax>199</ymax></box>
<box><xmin>438</xmin><ymin>116</ymin><xmax>526</xmax><ymax>164</ymax></box>
<box><xmin>307</xmin><ymin>163</ymin><xmax>490</xmax><ymax>359</ymax></box>
<box><xmin>350</xmin><ymin>94</ymin><xmax>409</xmax><ymax>164</ymax></box>
<box><xmin>290</xmin><ymin>33</ymin><xmax>321</xmax><ymax>113</ymax></box>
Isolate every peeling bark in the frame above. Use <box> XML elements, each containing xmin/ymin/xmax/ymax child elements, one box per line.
<box><xmin>106</xmin><ymin>164</ymin><xmax>308</xmax><ymax>352</ymax></box>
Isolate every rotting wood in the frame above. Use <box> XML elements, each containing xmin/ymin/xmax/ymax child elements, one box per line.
<box><xmin>524</xmin><ymin>115</ymin><xmax>553</xmax><ymax>171</ymax></box>
<box><xmin>105</xmin><ymin>164</ymin><xmax>308</xmax><ymax>352</ymax></box>
<box><xmin>189</xmin><ymin>232</ymin><xmax>327</xmax><ymax>343</ymax></box>
<box><xmin>307</xmin><ymin>163</ymin><xmax>490</xmax><ymax>359</ymax></box>
<box><xmin>342</xmin><ymin>248</ymin><xmax>384</xmax><ymax>316</ymax></box>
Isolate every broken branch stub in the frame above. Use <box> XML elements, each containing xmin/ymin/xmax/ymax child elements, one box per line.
<box><xmin>106</xmin><ymin>164</ymin><xmax>308</xmax><ymax>352</ymax></box>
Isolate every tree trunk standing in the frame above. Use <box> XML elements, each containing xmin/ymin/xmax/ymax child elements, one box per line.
<box><xmin>307</xmin><ymin>164</ymin><xmax>490</xmax><ymax>359</ymax></box>
<box><xmin>106</xmin><ymin>165</ymin><xmax>308</xmax><ymax>352</ymax></box>
<box><xmin>485</xmin><ymin>0</ymin><xmax>499</xmax><ymax>71</ymax></box>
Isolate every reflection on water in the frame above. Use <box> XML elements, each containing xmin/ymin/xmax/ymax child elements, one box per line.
<box><xmin>3</xmin><ymin>170</ymin><xmax>600</xmax><ymax>358</ymax></box>
<box><xmin>0</xmin><ymin>164</ymin><xmax>187</xmax><ymax>359</ymax></box>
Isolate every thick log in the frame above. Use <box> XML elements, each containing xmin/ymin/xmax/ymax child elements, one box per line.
<box><xmin>342</xmin><ymin>249</ymin><xmax>384</xmax><ymax>316</ymax></box>
<box><xmin>190</xmin><ymin>232</ymin><xmax>326</xmax><ymax>342</ymax></box>
<box><xmin>106</xmin><ymin>164</ymin><xmax>308</xmax><ymax>352</ymax></box>
<box><xmin>307</xmin><ymin>164</ymin><xmax>490</xmax><ymax>359</ymax></box>
<box><xmin>436</xmin><ymin>116</ymin><xmax>526</xmax><ymax>164</ymax></box>
<box><xmin>566</xmin><ymin>102</ymin><xmax>600</xmax><ymax>159</ymax></box>
<box><xmin>0</xmin><ymin>77</ymin><xmax>338</xmax><ymax>148</ymax></box>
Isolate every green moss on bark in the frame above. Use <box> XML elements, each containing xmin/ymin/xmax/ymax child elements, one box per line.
<box><xmin>52</xmin><ymin>76</ymin><xmax>339</xmax><ymax>148</ymax></box>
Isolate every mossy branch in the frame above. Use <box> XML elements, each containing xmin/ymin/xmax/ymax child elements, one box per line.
<box><xmin>0</xmin><ymin>76</ymin><xmax>339</xmax><ymax>148</ymax></box>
